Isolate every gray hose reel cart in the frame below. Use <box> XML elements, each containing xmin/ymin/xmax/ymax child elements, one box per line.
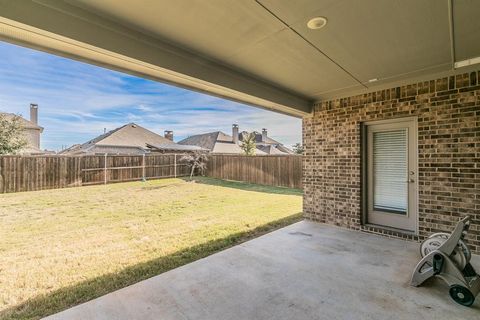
<box><xmin>410</xmin><ymin>216</ymin><xmax>480</xmax><ymax>306</ymax></box>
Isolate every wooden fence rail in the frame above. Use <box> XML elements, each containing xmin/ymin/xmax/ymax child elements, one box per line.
<box><xmin>206</xmin><ymin>154</ymin><xmax>302</xmax><ymax>189</ymax></box>
<box><xmin>0</xmin><ymin>154</ymin><xmax>190</xmax><ymax>194</ymax></box>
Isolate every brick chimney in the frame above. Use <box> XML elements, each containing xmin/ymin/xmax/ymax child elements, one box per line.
<box><xmin>262</xmin><ymin>128</ymin><xmax>267</xmax><ymax>143</ymax></box>
<box><xmin>30</xmin><ymin>103</ymin><xmax>38</xmax><ymax>125</ymax></box>
<box><xmin>164</xmin><ymin>130</ymin><xmax>174</xmax><ymax>141</ymax></box>
<box><xmin>232</xmin><ymin>124</ymin><xmax>239</xmax><ymax>144</ymax></box>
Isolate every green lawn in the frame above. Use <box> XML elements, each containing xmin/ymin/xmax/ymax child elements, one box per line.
<box><xmin>0</xmin><ymin>177</ymin><xmax>302</xmax><ymax>320</ymax></box>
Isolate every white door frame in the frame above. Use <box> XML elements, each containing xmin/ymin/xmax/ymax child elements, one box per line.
<box><xmin>364</xmin><ymin>117</ymin><xmax>418</xmax><ymax>233</ymax></box>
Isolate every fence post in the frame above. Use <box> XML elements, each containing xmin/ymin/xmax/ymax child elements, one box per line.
<box><xmin>142</xmin><ymin>153</ymin><xmax>146</xmax><ymax>182</ymax></box>
<box><xmin>174</xmin><ymin>154</ymin><xmax>177</xmax><ymax>178</ymax></box>
<box><xmin>104</xmin><ymin>153</ymin><xmax>107</xmax><ymax>185</ymax></box>
<box><xmin>80</xmin><ymin>156</ymin><xmax>84</xmax><ymax>186</ymax></box>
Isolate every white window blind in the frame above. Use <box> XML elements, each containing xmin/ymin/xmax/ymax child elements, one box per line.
<box><xmin>372</xmin><ymin>129</ymin><xmax>408</xmax><ymax>213</ymax></box>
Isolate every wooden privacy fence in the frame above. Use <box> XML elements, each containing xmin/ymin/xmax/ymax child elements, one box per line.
<box><xmin>0</xmin><ymin>154</ymin><xmax>190</xmax><ymax>194</ymax></box>
<box><xmin>206</xmin><ymin>154</ymin><xmax>302</xmax><ymax>189</ymax></box>
<box><xmin>0</xmin><ymin>154</ymin><xmax>303</xmax><ymax>194</ymax></box>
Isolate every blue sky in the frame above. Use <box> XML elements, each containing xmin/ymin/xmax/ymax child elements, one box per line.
<box><xmin>0</xmin><ymin>41</ymin><xmax>302</xmax><ymax>151</ymax></box>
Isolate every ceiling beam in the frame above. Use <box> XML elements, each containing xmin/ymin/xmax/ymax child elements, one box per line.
<box><xmin>0</xmin><ymin>0</ymin><xmax>312</xmax><ymax>117</ymax></box>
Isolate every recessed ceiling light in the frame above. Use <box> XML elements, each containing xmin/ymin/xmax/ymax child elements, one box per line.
<box><xmin>307</xmin><ymin>17</ymin><xmax>327</xmax><ymax>30</ymax></box>
<box><xmin>368</xmin><ymin>78</ymin><xmax>379</xmax><ymax>83</ymax></box>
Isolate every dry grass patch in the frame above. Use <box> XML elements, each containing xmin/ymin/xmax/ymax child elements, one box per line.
<box><xmin>0</xmin><ymin>177</ymin><xmax>302</xmax><ymax>319</ymax></box>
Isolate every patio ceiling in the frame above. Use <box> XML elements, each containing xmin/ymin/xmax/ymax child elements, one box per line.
<box><xmin>0</xmin><ymin>0</ymin><xmax>479</xmax><ymax>116</ymax></box>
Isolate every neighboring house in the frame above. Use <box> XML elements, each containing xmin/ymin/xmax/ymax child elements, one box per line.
<box><xmin>58</xmin><ymin>143</ymin><xmax>81</xmax><ymax>154</ymax></box>
<box><xmin>60</xmin><ymin>123</ymin><xmax>204</xmax><ymax>155</ymax></box>
<box><xmin>178</xmin><ymin>124</ymin><xmax>294</xmax><ymax>155</ymax></box>
<box><xmin>239</xmin><ymin>129</ymin><xmax>295</xmax><ymax>155</ymax></box>
<box><xmin>0</xmin><ymin>104</ymin><xmax>50</xmax><ymax>155</ymax></box>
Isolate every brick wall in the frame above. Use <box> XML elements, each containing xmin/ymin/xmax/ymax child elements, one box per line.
<box><xmin>303</xmin><ymin>71</ymin><xmax>480</xmax><ymax>253</ymax></box>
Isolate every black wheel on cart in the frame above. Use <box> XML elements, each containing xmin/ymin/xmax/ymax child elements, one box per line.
<box><xmin>449</xmin><ymin>285</ymin><xmax>475</xmax><ymax>307</ymax></box>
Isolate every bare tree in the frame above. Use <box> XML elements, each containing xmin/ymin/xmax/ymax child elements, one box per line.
<box><xmin>0</xmin><ymin>113</ymin><xmax>27</xmax><ymax>155</ymax></box>
<box><xmin>241</xmin><ymin>132</ymin><xmax>256</xmax><ymax>156</ymax></box>
<box><xmin>180</xmin><ymin>151</ymin><xmax>209</xmax><ymax>179</ymax></box>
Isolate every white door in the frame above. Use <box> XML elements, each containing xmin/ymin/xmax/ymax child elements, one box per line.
<box><xmin>367</xmin><ymin>118</ymin><xmax>417</xmax><ymax>232</ymax></box>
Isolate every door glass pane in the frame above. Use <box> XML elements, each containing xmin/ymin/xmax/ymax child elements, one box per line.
<box><xmin>373</xmin><ymin>129</ymin><xmax>407</xmax><ymax>214</ymax></box>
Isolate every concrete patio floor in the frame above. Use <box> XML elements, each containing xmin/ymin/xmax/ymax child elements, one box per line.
<box><xmin>45</xmin><ymin>221</ymin><xmax>479</xmax><ymax>320</ymax></box>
